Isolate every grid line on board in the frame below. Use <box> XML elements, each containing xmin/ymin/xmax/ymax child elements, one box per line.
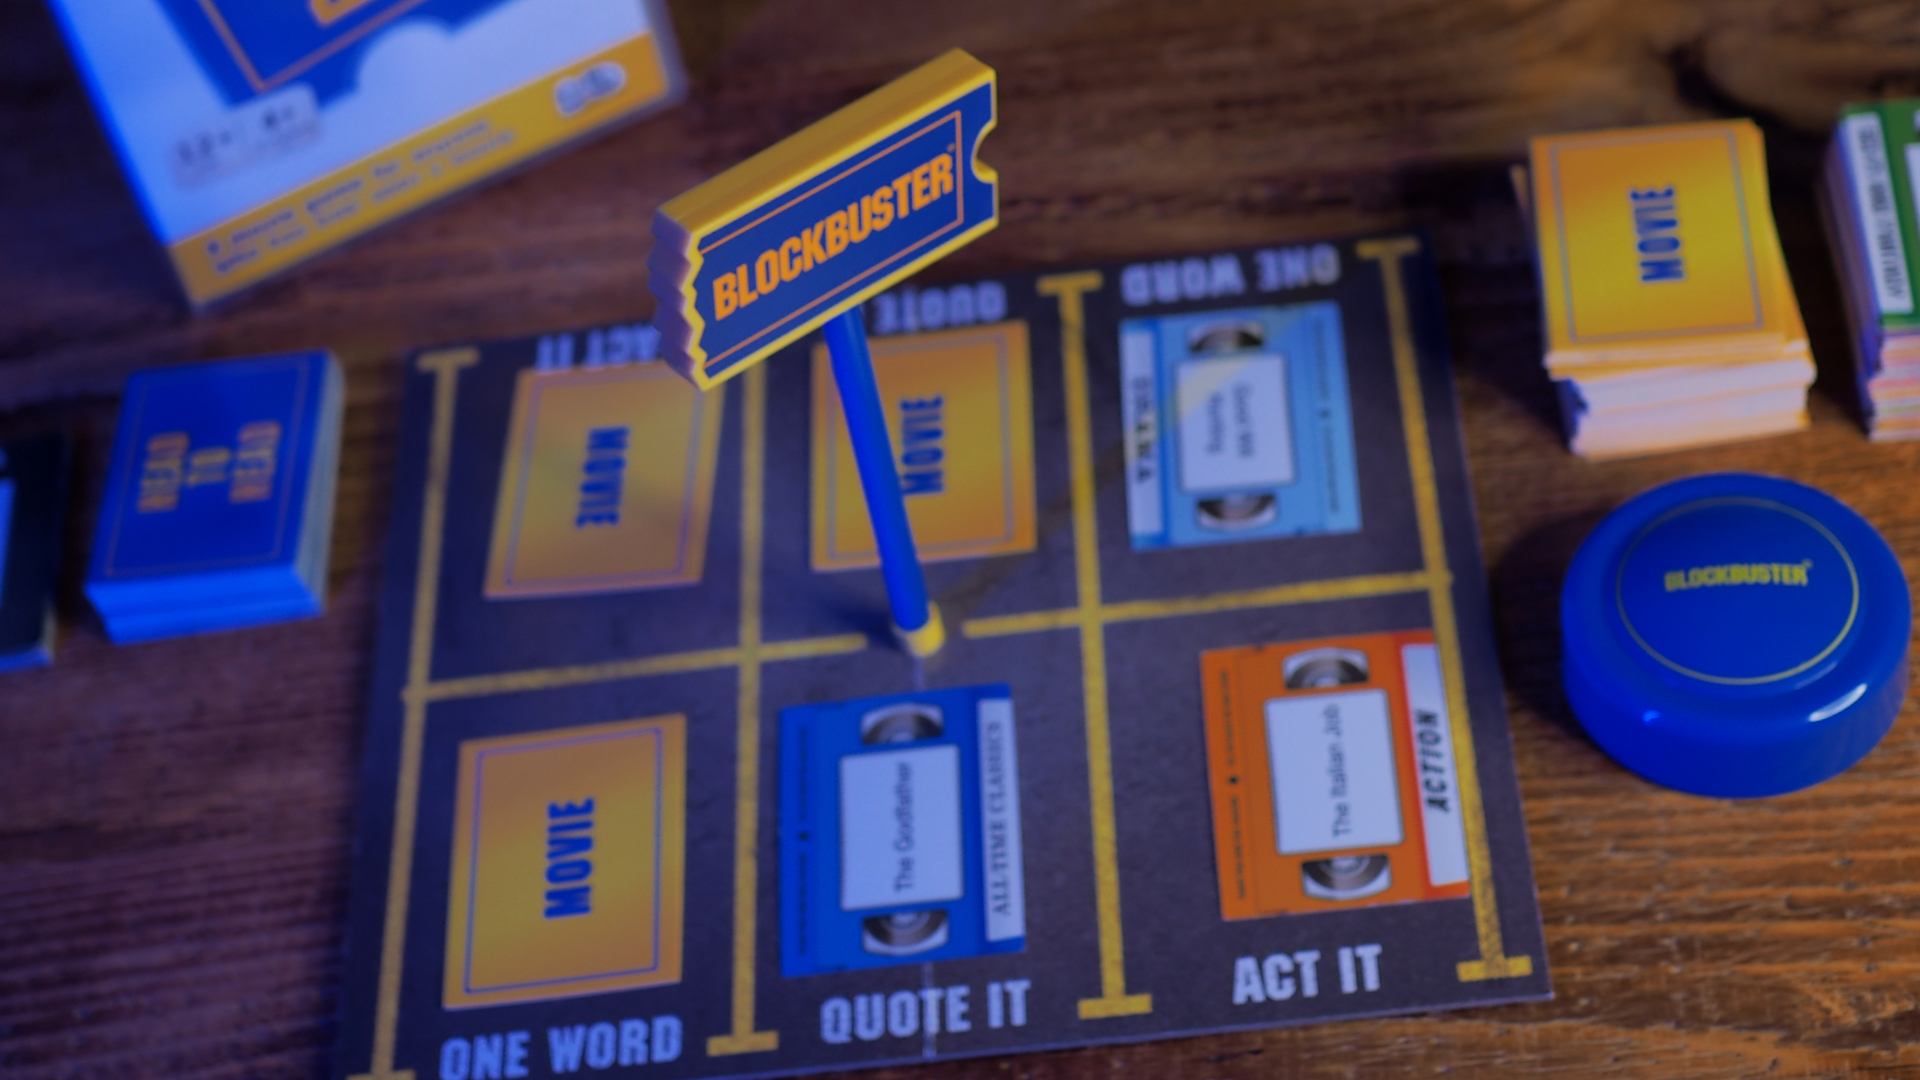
<box><xmin>1358</xmin><ymin>236</ymin><xmax>1531</xmax><ymax>982</ymax></box>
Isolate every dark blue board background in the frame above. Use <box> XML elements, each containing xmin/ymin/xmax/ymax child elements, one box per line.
<box><xmin>334</xmin><ymin>234</ymin><xmax>1550</xmax><ymax>1080</ymax></box>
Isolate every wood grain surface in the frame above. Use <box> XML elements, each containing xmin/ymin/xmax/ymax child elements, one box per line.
<box><xmin>8</xmin><ymin>1</ymin><xmax>1920</xmax><ymax>1077</ymax></box>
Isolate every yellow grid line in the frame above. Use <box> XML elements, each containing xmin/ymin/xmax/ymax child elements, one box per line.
<box><xmin>963</xmin><ymin>570</ymin><xmax>1441</xmax><ymax>639</ymax></box>
<box><xmin>353</xmin><ymin>346</ymin><xmax>476</xmax><ymax>1080</ymax></box>
<box><xmin>983</xmin><ymin>241</ymin><xmax>1529</xmax><ymax>1023</ymax></box>
<box><xmin>709</xmin><ymin>364</ymin><xmax>783</xmax><ymax>1055</ymax></box>
<box><xmin>416</xmin><ymin>634</ymin><xmax>866</xmax><ymax>704</ymax></box>
<box><xmin>1036</xmin><ymin>272</ymin><xmax>1153</xmax><ymax>1020</ymax></box>
<box><xmin>1358</xmin><ymin>237</ymin><xmax>1531</xmax><ymax>982</ymax></box>
<box><xmin>356</xmin><ymin>356</ymin><xmax>825</xmax><ymax>1079</ymax></box>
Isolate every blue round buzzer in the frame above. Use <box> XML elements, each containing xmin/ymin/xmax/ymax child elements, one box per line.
<box><xmin>1562</xmin><ymin>473</ymin><xmax>1910</xmax><ymax>797</ymax></box>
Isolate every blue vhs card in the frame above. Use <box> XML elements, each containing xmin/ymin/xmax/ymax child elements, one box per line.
<box><xmin>1120</xmin><ymin>301</ymin><xmax>1361</xmax><ymax>550</ymax></box>
<box><xmin>779</xmin><ymin>684</ymin><xmax>1026</xmax><ymax>977</ymax></box>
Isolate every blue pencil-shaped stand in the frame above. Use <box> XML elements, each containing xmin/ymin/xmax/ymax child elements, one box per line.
<box><xmin>823</xmin><ymin>310</ymin><xmax>945</xmax><ymax>657</ymax></box>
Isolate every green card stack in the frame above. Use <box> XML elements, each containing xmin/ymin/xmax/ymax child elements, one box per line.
<box><xmin>1822</xmin><ymin>99</ymin><xmax>1920</xmax><ymax>440</ymax></box>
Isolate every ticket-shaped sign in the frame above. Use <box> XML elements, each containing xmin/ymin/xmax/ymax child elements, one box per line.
<box><xmin>484</xmin><ymin>362</ymin><xmax>723</xmax><ymax>598</ymax></box>
<box><xmin>443</xmin><ymin>715</ymin><xmax>687</xmax><ymax>1009</ymax></box>
<box><xmin>649</xmin><ymin>49</ymin><xmax>998</xmax><ymax>390</ymax></box>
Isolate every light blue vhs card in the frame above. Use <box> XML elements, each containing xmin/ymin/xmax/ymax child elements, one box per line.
<box><xmin>1119</xmin><ymin>302</ymin><xmax>1361</xmax><ymax>550</ymax></box>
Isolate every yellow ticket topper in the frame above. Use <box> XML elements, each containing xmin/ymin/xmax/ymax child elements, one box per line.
<box><xmin>443</xmin><ymin>715</ymin><xmax>687</xmax><ymax>1009</ymax></box>
<box><xmin>1529</xmin><ymin>120</ymin><xmax>1796</xmax><ymax>352</ymax></box>
<box><xmin>810</xmin><ymin>322</ymin><xmax>1036</xmax><ymax>570</ymax></box>
<box><xmin>484</xmin><ymin>363</ymin><xmax>723</xmax><ymax>598</ymax></box>
<box><xmin>649</xmin><ymin>49</ymin><xmax>999</xmax><ymax>390</ymax></box>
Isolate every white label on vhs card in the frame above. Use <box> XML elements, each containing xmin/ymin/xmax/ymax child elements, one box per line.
<box><xmin>1400</xmin><ymin>643</ymin><xmax>1469</xmax><ymax>886</ymax></box>
<box><xmin>840</xmin><ymin>745</ymin><xmax>965</xmax><ymax>911</ymax></box>
<box><xmin>1266</xmin><ymin>689</ymin><xmax>1402</xmax><ymax>855</ymax></box>
<box><xmin>1120</xmin><ymin>330</ymin><xmax>1163</xmax><ymax>536</ymax></box>
<box><xmin>1175</xmin><ymin>356</ymin><xmax>1294</xmax><ymax>492</ymax></box>
<box><xmin>976</xmin><ymin>697</ymin><xmax>1026</xmax><ymax>942</ymax></box>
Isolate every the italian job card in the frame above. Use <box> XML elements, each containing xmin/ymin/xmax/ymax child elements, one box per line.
<box><xmin>335</xmin><ymin>234</ymin><xmax>1547</xmax><ymax>1080</ymax></box>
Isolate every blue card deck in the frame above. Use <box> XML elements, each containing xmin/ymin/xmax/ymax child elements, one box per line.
<box><xmin>85</xmin><ymin>351</ymin><xmax>345</xmax><ymax>643</ymax></box>
<box><xmin>0</xmin><ymin>435</ymin><xmax>71</xmax><ymax>671</ymax></box>
<box><xmin>779</xmin><ymin>684</ymin><xmax>1026</xmax><ymax>977</ymax></box>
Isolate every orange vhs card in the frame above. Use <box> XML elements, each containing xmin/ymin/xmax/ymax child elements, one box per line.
<box><xmin>1202</xmin><ymin>630</ymin><xmax>1471</xmax><ymax>920</ymax></box>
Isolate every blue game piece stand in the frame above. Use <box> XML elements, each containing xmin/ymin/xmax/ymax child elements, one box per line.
<box><xmin>823</xmin><ymin>309</ymin><xmax>944</xmax><ymax>655</ymax></box>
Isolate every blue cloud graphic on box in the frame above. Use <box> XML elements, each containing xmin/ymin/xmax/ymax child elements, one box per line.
<box><xmin>156</xmin><ymin>0</ymin><xmax>512</xmax><ymax>104</ymax></box>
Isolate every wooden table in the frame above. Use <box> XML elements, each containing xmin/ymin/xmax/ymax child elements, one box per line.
<box><xmin>7</xmin><ymin>2</ymin><xmax>1920</xmax><ymax>1076</ymax></box>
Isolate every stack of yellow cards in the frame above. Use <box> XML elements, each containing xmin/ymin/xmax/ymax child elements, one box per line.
<box><xmin>1528</xmin><ymin>120</ymin><xmax>1811</xmax><ymax>459</ymax></box>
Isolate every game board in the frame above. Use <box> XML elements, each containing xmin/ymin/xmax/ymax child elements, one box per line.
<box><xmin>334</xmin><ymin>232</ymin><xmax>1550</xmax><ymax>1080</ymax></box>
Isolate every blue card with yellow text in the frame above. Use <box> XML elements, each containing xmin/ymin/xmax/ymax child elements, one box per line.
<box><xmin>86</xmin><ymin>351</ymin><xmax>343</xmax><ymax>642</ymax></box>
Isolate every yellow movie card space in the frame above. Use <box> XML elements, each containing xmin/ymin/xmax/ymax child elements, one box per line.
<box><xmin>1530</xmin><ymin>121</ymin><xmax>1795</xmax><ymax>359</ymax></box>
<box><xmin>810</xmin><ymin>321</ymin><xmax>1035</xmax><ymax>570</ymax></box>
<box><xmin>443</xmin><ymin>715</ymin><xmax>687</xmax><ymax>1009</ymax></box>
<box><xmin>485</xmin><ymin>363</ymin><xmax>723</xmax><ymax>598</ymax></box>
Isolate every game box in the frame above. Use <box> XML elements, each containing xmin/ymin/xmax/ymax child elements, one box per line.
<box><xmin>48</xmin><ymin>0</ymin><xmax>685</xmax><ymax>307</ymax></box>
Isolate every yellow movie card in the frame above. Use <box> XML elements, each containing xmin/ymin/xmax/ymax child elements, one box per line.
<box><xmin>443</xmin><ymin>715</ymin><xmax>687</xmax><ymax>1009</ymax></box>
<box><xmin>811</xmin><ymin>321</ymin><xmax>1035</xmax><ymax>570</ymax></box>
<box><xmin>1530</xmin><ymin>121</ymin><xmax>1794</xmax><ymax>356</ymax></box>
<box><xmin>485</xmin><ymin>363</ymin><xmax>723</xmax><ymax>598</ymax></box>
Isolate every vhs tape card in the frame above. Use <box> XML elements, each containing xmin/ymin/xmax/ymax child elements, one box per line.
<box><xmin>1120</xmin><ymin>301</ymin><xmax>1360</xmax><ymax>550</ymax></box>
<box><xmin>779</xmin><ymin>684</ymin><xmax>1026</xmax><ymax>976</ymax></box>
<box><xmin>1202</xmin><ymin>631</ymin><xmax>1471</xmax><ymax>919</ymax></box>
